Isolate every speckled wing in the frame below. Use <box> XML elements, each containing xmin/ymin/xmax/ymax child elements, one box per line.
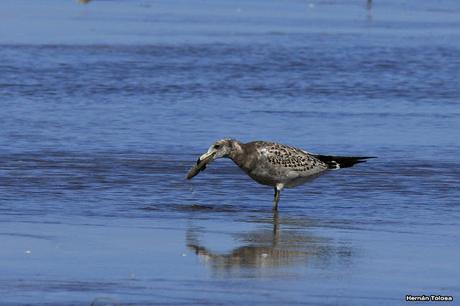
<box><xmin>257</xmin><ymin>142</ymin><xmax>328</xmax><ymax>177</ymax></box>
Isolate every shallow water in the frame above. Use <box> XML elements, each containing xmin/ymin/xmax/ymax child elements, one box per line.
<box><xmin>1</xmin><ymin>0</ymin><xmax>460</xmax><ymax>305</ymax></box>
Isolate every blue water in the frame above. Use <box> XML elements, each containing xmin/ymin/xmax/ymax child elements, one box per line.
<box><xmin>1</xmin><ymin>0</ymin><xmax>460</xmax><ymax>305</ymax></box>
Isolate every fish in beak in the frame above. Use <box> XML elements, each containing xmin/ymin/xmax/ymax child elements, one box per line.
<box><xmin>186</xmin><ymin>150</ymin><xmax>216</xmax><ymax>179</ymax></box>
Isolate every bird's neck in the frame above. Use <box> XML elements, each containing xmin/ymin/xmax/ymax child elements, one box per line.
<box><xmin>228</xmin><ymin>141</ymin><xmax>252</xmax><ymax>170</ymax></box>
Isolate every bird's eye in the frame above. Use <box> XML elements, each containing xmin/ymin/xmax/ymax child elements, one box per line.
<box><xmin>214</xmin><ymin>144</ymin><xmax>221</xmax><ymax>149</ymax></box>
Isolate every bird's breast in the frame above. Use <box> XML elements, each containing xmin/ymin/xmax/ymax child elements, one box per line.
<box><xmin>241</xmin><ymin>163</ymin><xmax>286</xmax><ymax>187</ymax></box>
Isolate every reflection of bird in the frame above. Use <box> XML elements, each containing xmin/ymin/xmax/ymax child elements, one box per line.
<box><xmin>366</xmin><ymin>0</ymin><xmax>373</xmax><ymax>21</ymax></box>
<box><xmin>187</xmin><ymin>139</ymin><xmax>374</xmax><ymax>210</ymax></box>
<box><xmin>367</xmin><ymin>0</ymin><xmax>373</xmax><ymax>10</ymax></box>
<box><xmin>186</xmin><ymin>212</ymin><xmax>353</xmax><ymax>274</ymax></box>
<box><xmin>90</xmin><ymin>297</ymin><xmax>118</xmax><ymax>306</ymax></box>
<box><xmin>186</xmin><ymin>212</ymin><xmax>312</xmax><ymax>270</ymax></box>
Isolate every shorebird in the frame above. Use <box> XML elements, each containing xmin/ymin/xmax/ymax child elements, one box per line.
<box><xmin>187</xmin><ymin>139</ymin><xmax>374</xmax><ymax>211</ymax></box>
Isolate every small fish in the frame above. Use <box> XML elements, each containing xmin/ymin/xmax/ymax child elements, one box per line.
<box><xmin>186</xmin><ymin>152</ymin><xmax>215</xmax><ymax>179</ymax></box>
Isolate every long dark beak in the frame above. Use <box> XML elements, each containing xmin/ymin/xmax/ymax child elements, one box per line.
<box><xmin>186</xmin><ymin>151</ymin><xmax>216</xmax><ymax>179</ymax></box>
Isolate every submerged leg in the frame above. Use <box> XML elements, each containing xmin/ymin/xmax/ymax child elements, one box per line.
<box><xmin>272</xmin><ymin>210</ymin><xmax>280</xmax><ymax>242</ymax></box>
<box><xmin>272</xmin><ymin>186</ymin><xmax>281</xmax><ymax>211</ymax></box>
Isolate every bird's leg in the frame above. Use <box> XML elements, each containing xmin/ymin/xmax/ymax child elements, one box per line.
<box><xmin>272</xmin><ymin>183</ymin><xmax>284</xmax><ymax>211</ymax></box>
<box><xmin>272</xmin><ymin>187</ymin><xmax>281</xmax><ymax>211</ymax></box>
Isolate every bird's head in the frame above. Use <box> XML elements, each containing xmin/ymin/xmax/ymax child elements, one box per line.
<box><xmin>205</xmin><ymin>138</ymin><xmax>234</xmax><ymax>159</ymax></box>
<box><xmin>186</xmin><ymin>139</ymin><xmax>237</xmax><ymax>179</ymax></box>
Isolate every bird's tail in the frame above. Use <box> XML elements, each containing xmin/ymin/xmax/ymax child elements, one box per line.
<box><xmin>313</xmin><ymin>155</ymin><xmax>376</xmax><ymax>169</ymax></box>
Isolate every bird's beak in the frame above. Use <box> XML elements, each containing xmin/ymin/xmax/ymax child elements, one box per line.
<box><xmin>186</xmin><ymin>151</ymin><xmax>217</xmax><ymax>179</ymax></box>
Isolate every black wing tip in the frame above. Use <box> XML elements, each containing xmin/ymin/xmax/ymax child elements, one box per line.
<box><xmin>314</xmin><ymin>154</ymin><xmax>376</xmax><ymax>169</ymax></box>
<box><xmin>338</xmin><ymin>156</ymin><xmax>376</xmax><ymax>168</ymax></box>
